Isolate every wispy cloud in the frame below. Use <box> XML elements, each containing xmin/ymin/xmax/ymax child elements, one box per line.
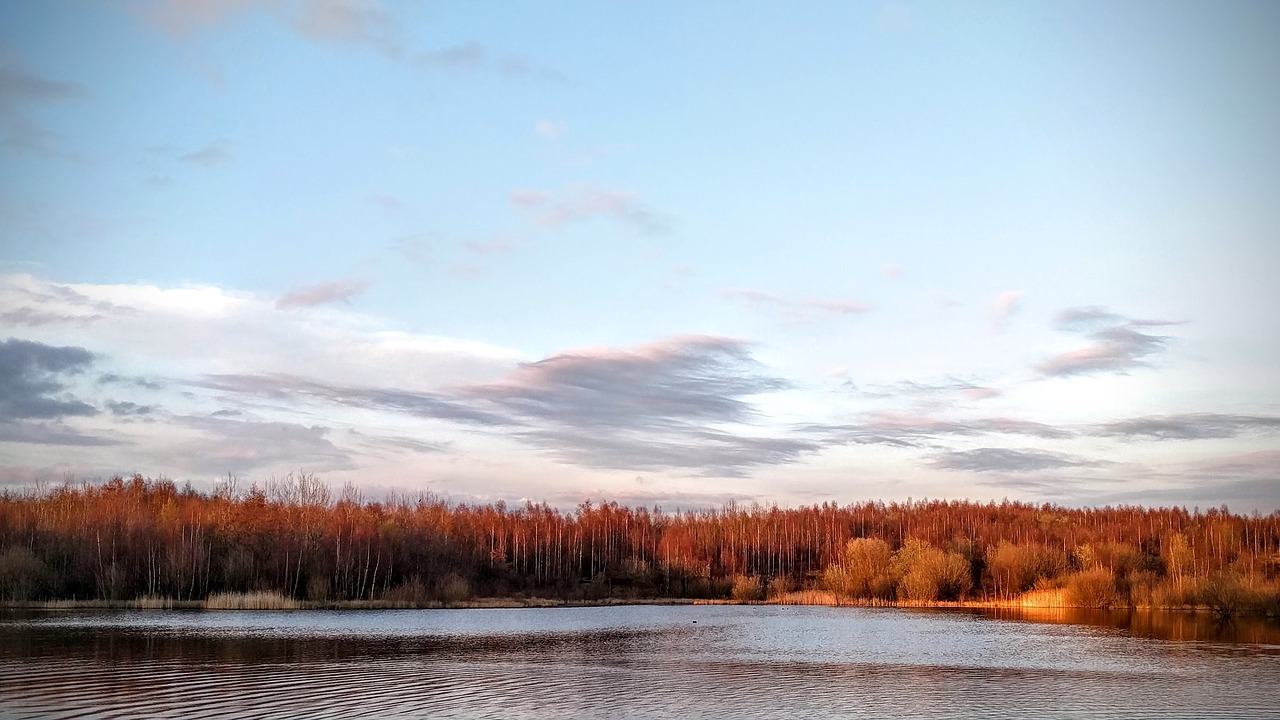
<box><xmin>811</xmin><ymin>413</ymin><xmax>1074</xmax><ymax>449</ymax></box>
<box><xmin>410</xmin><ymin>42</ymin><xmax>563</xmax><ymax>80</ymax></box>
<box><xmin>0</xmin><ymin>63</ymin><xmax>87</xmax><ymax>108</ymax></box>
<box><xmin>135</xmin><ymin>1</ymin><xmax>558</xmax><ymax>75</ymax></box>
<box><xmin>289</xmin><ymin>0</ymin><xmax>401</xmax><ymax>56</ymax></box>
<box><xmin>164</xmin><ymin>413</ymin><xmax>353</xmax><ymax>475</ymax></box>
<box><xmin>1036</xmin><ymin>306</ymin><xmax>1181</xmax><ymax>378</ymax></box>
<box><xmin>1091</xmin><ymin>413</ymin><xmax>1280</xmax><ymax>440</ymax></box>
<box><xmin>139</xmin><ymin>0</ymin><xmax>401</xmax><ymax>56</ymax></box>
<box><xmin>721</xmin><ymin>288</ymin><xmax>870</xmax><ymax>323</ymax></box>
<box><xmin>106</xmin><ymin>400</ymin><xmax>158</xmax><ymax>417</ymax></box>
<box><xmin>98</xmin><ymin>373</ymin><xmax>166</xmax><ymax>390</ymax></box>
<box><xmin>346</xmin><ymin>428</ymin><xmax>449</xmax><ymax>455</ymax></box>
<box><xmin>198</xmin><ymin>372</ymin><xmax>508</xmax><ymax>426</ymax></box>
<box><xmin>497</xmin><ymin>54</ymin><xmax>564</xmax><ymax>81</ymax></box>
<box><xmin>930</xmin><ymin>447</ymin><xmax>1108</xmax><ymax>473</ymax></box>
<box><xmin>462</xmin><ymin>336</ymin><xmax>808</xmax><ymax>476</ymax></box>
<box><xmin>180</xmin><ymin>138</ymin><xmax>231</xmax><ymax>166</ymax></box>
<box><xmin>511</xmin><ymin>184</ymin><xmax>667</xmax><ymax>235</ymax></box>
<box><xmin>0</xmin><ymin>421</ymin><xmax>123</xmax><ymax>447</ymax></box>
<box><xmin>135</xmin><ymin>0</ymin><xmax>263</xmax><ymax>36</ymax></box>
<box><xmin>0</xmin><ymin>58</ymin><xmax>87</xmax><ymax>157</ymax></box>
<box><xmin>412</xmin><ymin>41</ymin><xmax>486</xmax><ymax>71</ymax></box>
<box><xmin>849</xmin><ymin>377</ymin><xmax>1002</xmax><ymax>403</ymax></box>
<box><xmin>276</xmin><ymin>276</ymin><xmax>371</xmax><ymax>309</ymax></box>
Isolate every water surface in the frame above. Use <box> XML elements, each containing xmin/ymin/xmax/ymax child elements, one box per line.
<box><xmin>2</xmin><ymin>605</ymin><xmax>1277</xmax><ymax>719</ymax></box>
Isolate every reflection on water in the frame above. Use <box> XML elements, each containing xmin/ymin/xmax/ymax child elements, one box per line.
<box><xmin>970</xmin><ymin>606</ymin><xmax>1280</xmax><ymax>645</ymax></box>
<box><xmin>1</xmin><ymin>605</ymin><xmax>1277</xmax><ymax>719</ymax></box>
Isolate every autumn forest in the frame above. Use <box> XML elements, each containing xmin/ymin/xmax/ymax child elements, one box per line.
<box><xmin>1</xmin><ymin>473</ymin><xmax>1277</xmax><ymax>617</ymax></box>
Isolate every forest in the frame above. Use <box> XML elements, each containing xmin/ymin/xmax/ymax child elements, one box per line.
<box><xmin>1</xmin><ymin>473</ymin><xmax>1277</xmax><ymax>617</ymax></box>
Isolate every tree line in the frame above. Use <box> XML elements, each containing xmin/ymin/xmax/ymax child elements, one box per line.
<box><xmin>0</xmin><ymin>473</ymin><xmax>1276</xmax><ymax>614</ymax></box>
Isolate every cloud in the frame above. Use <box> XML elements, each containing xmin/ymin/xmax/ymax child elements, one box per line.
<box><xmin>1091</xmin><ymin>413</ymin><xmax>1280</xmax><ymax>440</ymax></box>
<box><xmin>812</xmin><ymin>413</ymin><xmax>1074</xmax><ymax>449</ymax></box>
<box><xmin>164</xmin><ymin>414</ymin><xmax>353</xmax><ymax>475</ymax></box>
<box><xmin>0</xmin><ymin>63</ymin><xmax>87</xmax><ymax>109</ymax></box>
<box><xmin>469</xmin><ymin>336</ymin><xmax>786</xmax><ymax>429</ymax></box>
<box><xmin>988</xmin><ymin>290</ymin><xmax>1023</xmax><ymax>334</ymax></box>
<box><xmin>412</xmin><ymin>41</ymin><xmax>486</xmax><ymax>71</ymax></box>
<box><xmin>930</xmin><ymin>447</ymin><xmax>1107</xmax><ymax>473</ymax></box>
<box><xmin>138</xmin><ymin>0</ymin><xmax>400</xmax><ymax>54</ymax></box>
<box><xmin>0</xmin><ymin>306</ymin><xmax>103</xmax><ymax>326</ymax></box>
<box><xmin>536</xmin><ymin>120</ymin><xmax>567</xmax><ymax>140</ymax></box>
<box><xmin>0</xmin><ymin>338</ymin><xmax>98</xmax><ymax>419</ymax></box>
<box><xmin>409</xmin><ymin>42</ymin><xmax>562</xmax><ymax>80</ymax></box>
<box><xmin>847</xmin><ymin>377</ymin><xmax>999</xmax><ymax>403</ymax></box>
<box><xmin>180</xmin><ymin>138</ymin><xmax>231</xmax><ymax>166</ymax></box>
<box><xmin>0</xmin><ymin>274</ymin><xmax>519</xmax><ymax>392</ymax></box>
<box><xmin>277</xmin><ymin>276</ymin><xmax>371</xmax><ymax>308</ymax></box>
<box><xmin>0</xmin><ymin>421</ymin><xmax>123</xmax><ymax>447</ymax></box>
<box><xmin>1088</xmin><ymin>451</ymin><xmax>1280</xmax><ymax>512</ymax></box>
<box><xmin>0</xmin><ymin>59</ymin><xmax>87</xmax><ymax>157</ymax></box>
<box><xmin>290</xmin><ymin>0</ymin><xmax>399</xmax><ymax>55</ymax></box>
<box><xmin>721</xmin><ymin>288</ymin><xmax>870</xmax><ymax>323</ymax></box>
<box><xmin>346</xmin><ymin>429</ymin><xmax>449</xmax><ymax>455</ymax></box>
<box><xmin>463</xmin><ymin>336</ymin><xmax>808</xmax><ymax>475</ymax></box>
<box><xmin>498</xmin><ymin>54</ymin><xmax>564</xmax><ymax>81</ymax></box>
<box><xmin>511</xmin><ymin>184</ymin><xmax>667</xmax><ymax>235</ymax></box>
<box><xmin>98</xmin><ymin>373</ymin><xmax>166</xmax><ymax>390</ymax></box>
<box><xmin>1035</xmin><ymin>306</ymin><xmax>1181</xmax><ymax>378</ymax></box>
<box><xmin>134</xmin><ymin>0</ymin><xmax>265</xmax><ymax>37</ymax></box>
<box><xmin>1054</xmin><ymin>306</ymin><xmax>1126</xmax><ymax>330</ymax></box>
<box><xmin>881</xmin><ymin>264</ymin><xmax>903</xmax><ymax>279</ymax></box>
<box><xmin>106</xmin><ymin>400</ymin><xmax>158</xmax><ymax>417</ymax></box>
<box><xmin>198</xmin><ymin>372</ymin><xmax>510</xmax><ymax>426</ymax></box>
<box><xmin>133</xmin><ymin>1</ymin><xmax>558</xmax><ymax>79</ymax></box>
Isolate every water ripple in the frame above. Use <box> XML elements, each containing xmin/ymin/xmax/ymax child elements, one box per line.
<box><xmin>2</xmin><ymin>606</ymin><xmax>1277</xmax><ymax>719</ymax></box>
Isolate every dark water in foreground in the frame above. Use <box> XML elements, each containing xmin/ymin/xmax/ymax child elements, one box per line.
<box><xmin>2</xmin><ymin>605</ymin><xmax>1277</xmax><ymax>719</ymax></box>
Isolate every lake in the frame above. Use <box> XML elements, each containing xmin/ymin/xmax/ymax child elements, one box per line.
<box><xmin>2</xmin><ymin>605</ymin><xmax>1278</xmax><ymax>719</ymax></box>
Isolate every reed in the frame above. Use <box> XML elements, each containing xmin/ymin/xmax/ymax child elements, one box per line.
<box><xmin>129</xmin><ymin>595</ymin><xmax>175</xmax><ymax>610</ymax></box>
<box><xmin>204</xmin><ymin>591</ymin><xmax>302</xmax><ymax>610</ymax></box>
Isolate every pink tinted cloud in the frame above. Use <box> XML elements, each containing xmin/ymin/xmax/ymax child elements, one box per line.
<box><xmin>277</xmin><ymin>276</ymin><xmax>372</xmax><ymax>309</ymax></box>
<box><xmin>510</xmin><ymin>184</ymin><xmax>666</xmax><ymax>234</ymax></box>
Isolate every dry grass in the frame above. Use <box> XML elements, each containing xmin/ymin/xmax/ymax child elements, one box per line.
<box><xmin>768</xmin><ymin>589</ymin><xmax>840</xmax><ymax>605</ymax></box>
<box><xmin>129</xmin><ymin>595</ymin><xmax>177</xmax><ymax>610</ymax></box>
<box><xmin>204</xmin><ymin>591</ymin><xmax>302</xmax><ymax>610</ymax></box>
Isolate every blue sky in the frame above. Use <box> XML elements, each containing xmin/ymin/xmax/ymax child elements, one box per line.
<box><xmin>2</xmin><ymin>1</ymin><xmax>1278</xmax><ymax>511</ymax></box>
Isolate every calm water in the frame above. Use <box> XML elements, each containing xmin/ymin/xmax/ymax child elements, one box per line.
<box><xmin>2</xmin><ymin>605</ymin><xmax>1278</xmax><ymax>719</ymax></box>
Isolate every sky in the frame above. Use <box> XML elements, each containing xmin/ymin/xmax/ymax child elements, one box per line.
<box><xmin>1</xmin><ymin>1</ymin><xmax>1278</xmax><ymax>512</ymax></box>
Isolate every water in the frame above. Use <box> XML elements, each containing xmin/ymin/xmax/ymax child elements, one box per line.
<box><xmin>2</xmin><ymin>605</ymin><xmax>1277</xmax><ymax>719</ymax></box>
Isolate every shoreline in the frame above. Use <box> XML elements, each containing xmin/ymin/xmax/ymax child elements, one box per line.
<box><xmin>1</xmin><ymin>593</ymin><xmax>1266</xmax><ymax>619</ymax></box>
